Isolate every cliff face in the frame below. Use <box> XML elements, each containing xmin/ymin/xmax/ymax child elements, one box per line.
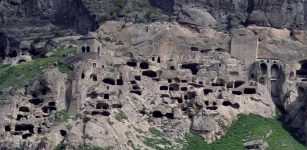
<box><xmin>152</xmin><ymin>0</ymin><xmax>306</xmax><ymax>30</ymax></box>
<box><xmin>0</xmin><ymin>0</ymin><xmax>98</xmax><ymax>57</ymax></box>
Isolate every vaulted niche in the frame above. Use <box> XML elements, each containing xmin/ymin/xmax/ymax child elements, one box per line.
<box><xmin>211</xmin><ymin>79</ymin><xmax>225</xmax><ymax>87</ymax></box>
<box><xmin>142</xmin><ymin>70</ymin><xmax>157</xmax><ymax>78</ymax></box>
<box><xmin>260</xmin><ymin>63</ymin><xmax>268</xmax><ymax>75</ymax></box>
<box><xmin>169</xmin><ymin>83</ymin><xmax>180</xmax><ymax>91</ymax></box>
<box><xmin>127</xmin><ymin>61</ymin><xmax>137</xmax><ymax>67</ymax></box>
<box><xmin>234</xmin><ymin>81</ymin><xmax>245</xmax><ymax>88</ymax></box>
<box><xmin>271</xmin><ymin>64</ymin><xmax>279</xmax><ymax>78</ymax></box>
<box><xmin>181</xmin><ymin>63</ymin><xmax>199</xmax><ymax>75</ymax></box>
<box><xmin>140</xmin><ymin>62</ymin><xmax>149</xmax><ymax>69</ymax></box>
<box><xmin>297</xmin><ymin>60</ymin><xmax>307</xmax><ymax>77</ymax></box>
<box><xmin>203</xmin><ymin>89</ymin><xmax>213</xmax><ymax>95</ymax></box>
<box><xmin>103</xmin><ymin>78</ymin><xmax>115</xmax><ymax>85</ymax></box>
<box><xmin>244</xmin><ymin>88</ymin><xmax>256</xmax><ymax>94</ymax></box>
<box><xmin>152</xmin><ymin>111</ymin><xmax>163</xmax><ymax>118</ymax></box>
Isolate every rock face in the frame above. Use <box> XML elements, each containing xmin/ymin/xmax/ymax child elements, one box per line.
<box><xmin>0</xmin><ymin>21</ymin><xmax>282</xmax><ymax>149</ymax></box>
<box><xmin>0</xmin><ymin>0</ymin><xmax>98</xmax><ymax>58</ymax></box>
<box><xmin>1</xmin><ymin>0</ymin><xmax>307</xmax><ymax>149</ymax></box>
<box><xmin>153</xmin><ymin>0</ymin><xmax>307</xmax><ymax>30</ymax></box>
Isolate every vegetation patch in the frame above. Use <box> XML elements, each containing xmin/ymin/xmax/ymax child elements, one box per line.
<box><xmin>0</xmin><ymin>47</ymin><xmax>75</xmax><ymax>89</ymax></box>
<box><xmin>51</xmin><ymin>109</ymin><xmax>69</xmax><ymax>124</ymax></box>
<box><xmin>149</xmin><ymin>127</ymin><xmax>163</xmax><ymax>137</ymax></box>
<box><xmin>114</xmin><ymin>110</ymin><xmax>128</xmax><ymax>122</ymax></box>
<box><xmin>183</xmin><ymin>114</ymin><xmax>306</xmax><ymax>150</ymax></box>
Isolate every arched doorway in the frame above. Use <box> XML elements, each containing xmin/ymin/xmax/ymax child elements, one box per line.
<box><xmin>271</xmin><ymin>64</ymin><xmax>279</xmax><ymax>78</ymax></box>
<box><xmin>260</xmin><ymin>63</ymin><xmax>268</xmax><ymax>75</ymax></box>
<box><xmin>296</xmin><ymin>60</ymin><xmax>307</xmax><ymax>78</ymax></box>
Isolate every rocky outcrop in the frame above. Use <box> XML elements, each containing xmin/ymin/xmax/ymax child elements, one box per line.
<box><xmin>0</xmin><ymin>0</ymin><xmax>98</xmax><ymax>58</ymax></box>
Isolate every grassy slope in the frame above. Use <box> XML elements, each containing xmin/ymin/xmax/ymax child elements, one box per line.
<box><xmin>184</xmin><ymin>114</ymin><xmax>306</xmax><ymax>150</ymax></box>
<box><xmin>0</xmin><ymin>47</ymin><xmax>75</xmax><ymax>89</ymax></box>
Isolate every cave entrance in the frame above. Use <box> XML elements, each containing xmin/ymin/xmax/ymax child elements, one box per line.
<box><xmin>15</xmin><ymin>124</ymin><xmax>34</xmax><ymax>133</ymax></box>
<box><xmin>181</xmin><ymin>63</ymin><xmax>199</xmax><ymax>75</ymax></box>
<box><xmin>96</xmin><ymin>103</ymin><xmax>109</xmax><ymax>109</ymax></box>
<box><xmin>8</xmin><ymin>50</ymin><xmax>17</xmax><ymax>57</ymax></box>
<box><xmin>140</xmin><ymin>62</ymin><xmax>149</xmax><ymax>69</ymax></box>
<box><xmin>243</xmin><ymin>88</ymin><xmax>256</xmax><ymax>94</ymax></box>
<box><xmin>152</xmin><ymin>111</ymin><xmax>163</xmax><ymax>118</ymax></box>
<box><xmin>86</xmin><ymin>46</ymin><xmax>90</xmax><ymax>52</ymax></box>
<box><xmin>169</xmin><ymin>83</ymin><xmax>180</xmax><ymax>91</ymax></box>
<box><xmin>234</xmin><ymin>81</ymin><xmax>245</xmax><ymax>88</ymax></box>
<box><xmin>142</xmin><ymin>70</ymin><xmax>157</xmax><ymax>78</ymax></box>
<box><xmin>260</xmin><ymin>63</ymin><xmax>268</xmax><ymax>75</ymax></box>
<box><xmin>271</xmin><ymin>64</ymin><xmax>279</xmax><ymax>78</ymax></box>
<box><xmin>160</xmin><ymin>86</ymin><xmax>168</xmax><ymax>91</ymax></box>
<box><xmin>127</xmin><ymin>61</ymin><xmax>137</xmax><ymax>67</ymax></box>
<box><xmin>91</xmin><ymin>74</ymin><xmax>97</xmax><ymax>81</ymax></box>
<box><xmin>203</xmin><ymin>89</ymin><xmax>213</xmax><ymax>95</ymax></box>
<box><xmin>211</xmin><ymin>79</ymin><xmax>225</xmax><ymax>87</ymax></box>
<box><xmin>103</xmin><ymin>78</ymin><xmax>115</xmax><ymax>85</ymax></box>
<box><xmin>297</xmin><ymin>60</ymin><xmax>307</xmax><ymax>78</ymax></box>
<box><xmin>82</xmin><ymin>47</ymin><xmax>86</xmax><ymax>53</ymax></box>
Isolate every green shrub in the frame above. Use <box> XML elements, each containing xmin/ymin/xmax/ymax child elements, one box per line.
<box><xmin>52</xmin><ymin>109</ymin><xmax>69</xmax><ymax>124</ymax></box>
<box><xmin>183</xmin><ymin>114</ymin><xmax>306</xmax><ymax>150</ymax></box>
<box><xmin>54</xmin><ymin>142</ymin><xmax>65</xmax><ymax>150</ymax></box>
<box><xmin>149</xmin><ymin>127</ymin><xmax>163</xmax><ymax>137</ymax></box>
<box><xmin>114</xmin><ymin>111</ymin><xmax>128</xmax><ymax>122</ymax></box>
<box><xmin>0</xmin><ymin>47</ymin><xmax>75</xmax><ymax>89</ymax></box>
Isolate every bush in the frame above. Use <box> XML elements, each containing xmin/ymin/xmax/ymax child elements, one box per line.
<box><xmin>52</xmin><ymin>109</ymin><xmax>69</xmax><ymax>124</ymax></box>
<box><xmin>114</xmin><ymin>111</ymin><xmax>128</xmax><ymax>122</ymax></box>
<box><xmin>0</xmin><ymin>47</ymin><xmax>75</xmax><ymax>88</ymax></box>
<box><xmin>183</xmin><ymin>114</ymin><xmax>306</xmax><ymax>150</ymax></box>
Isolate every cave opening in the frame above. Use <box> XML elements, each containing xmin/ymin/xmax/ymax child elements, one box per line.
<box><xmin>260</xmin><ymin>63</ymin><xmax>268</xmax><ymax>75</ymax></box>
<box><xmin>117</xmin><ymin>79</ymin><xmax>124</xmax><ymax>85</ymax></box>
<box><xmin>152</xmin><ymin>111</ymin><xmax>163</xmax><ymax>118</ymax></box>
<box><xmin>169</xmin><ymin>83</ymin><xmax>180</xmax><ymax>91</ymax></box>
<box><xmin>181</xmin><ymin>63</ymin><xmax>199</xmax><ymax>75</ymax></box>
<box><xmin>271</xmin><ymin>64</ymin><xmax>279</xmax><ymax>78</ymax></box>
<box><xmin>15</xmin><ymin>124</ymin><xmax>34</xmax><ymax>133</ymax></box>
<box><xmin>86</xmin><ymin>46</ymin><xmax>90</xmax><ymax>52</ymax></box>
<box><xmin>101</xmin><ymin>111</ymin><xmax>111</xmax><ymax>116</ymax></box>
<box><xmin>222</xmin><ymin>101</ymin><xmax>232</xmax><ymax>106</ymax></box>
<box><xmin>29</xmin><ymin>98</ymin><xmax>43</xmax><ymax>105</ymax></box>
<box><xmin>203</xmin><ymin>89</ymin><xmax>213</xmax><ymax>95</ymax></box>
<box><xmin>22</xmin><ymin>133</ymin><xmax>32</xmax><ymax>139</ymax></box>
<box><xmin>5</xmin><ymin>125</ymin><xmax>11</xmax><ymax>131</ymax></box>
<box><xmin>130</xmin><ymin>90</ymin><xmax>142</xmax><ymax>95</ymax></box>
<box><xmin>181</xmin><ymin>87</ymin><xmax>188</xmax><ymax>91</ymax></box>
<box><xmin>243</xmin><ymin>88</ymin><xmax>256</xmax><ymax>94</ymax></box>
<box><xmin>211</xmin><ymin>79</ymin><xmax>225</xmax><ymax>87</ymax></box>
<box><xmin>112</xmin><ymin>104</ymin><xmax>123</xmax><ymax>109</ymax></box>
<box><xmin>297</xmin><ymin>60</ymin><xmax>307</xmax><ymax>77</ymax></box>
<box><xmin>60</xmin><ymin>130</ymin><xmax>67</xmax><ymax>136</ymax></box>
<box><xmin>232</xmin><ymin>103</ymin><xmax>240</xmax><ymax>109</ymax></box>
<box><xmin>96</xmin><ymin>103</ymin><xmax>109</xmax><ymax>109</ymax></box>
<box><xmin>234</xmin><ymin>81</ymin><xmax>245</xmax><ymax>88</ymax></box>
<box><xmin>104</xmin><ymin>94</ymin><xmax>109</xmax><ymax>99</ymax></box>
<box><xmin>81</xmin><ymin>72</ymin><xmax>85</xmax><ymax>79</ymax></box>
<box><xmin>19</xmin><ymin>106</ymin><xmax>30</xmax><ymax>113</ymax></box>
<box><xmin>165</xmin><ymin>113</ymin><xmax>174</xmax><ymax>119</ymax></box>
<box><xmin>91</xmin><ymin>74</ymin><xmax>97</xmax><ymax>81</ymax></box>
<box><xmin>127</xmin><ymin>61</ymin><xmax>137</xmax><ymax>67</ymax></box>
<box><xmin>140</xmin><ymin>62</ymin><xmax>149</xmax><ymax>69</ymax></box>
<box><xmin>8</xmin><ymin>50</ymin><xmax>17</xmax><ymax>57</ymax></box>
<box><xmin>135</xmin><ymin>76</ymin><xmax>141</xmax><ymax>81</ymax></box>
<box><xmin>142</xmin><ymin>70</ymin><xmax>157</xmax><ymax>78</ymax></box>
<box><xmin>232</xmin><ymin>91</ymin><xmax>242</xmax><ymax>95</ymax></box>
<box><xmin>160</xmin><ymin>86</ymin><xmax>168</xmax><ymax>91</ymax></box>
<box><xmin>190</xmin><ymin>47</ymin><xmax>199</xmax><ymax>51</ymax></box>
<box><xmin>103</xmin><ymin>78</ymin><xmax>116</xmax><ymax>85</ymax></box>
